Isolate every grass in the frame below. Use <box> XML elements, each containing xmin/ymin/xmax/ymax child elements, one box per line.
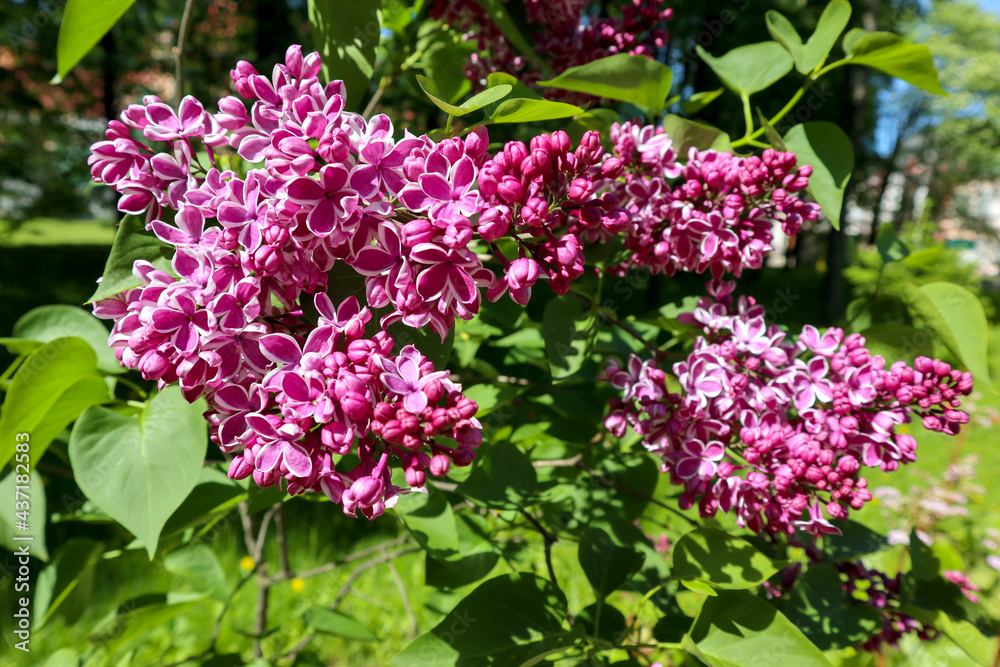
<box><xmin>0</xmin><ymin>218</ymin><xmax>117</xmax><ymax>247</ymax></box>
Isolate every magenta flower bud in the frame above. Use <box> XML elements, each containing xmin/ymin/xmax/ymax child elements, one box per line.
<box><xmin>922</xmin><ymin>414</ymin><xmax>943</xmax><ymax>431</ymax></box>
<box><xmin>826</xmin><ymin>501</ymin><xmax>848</xmax><ymax>519</ymax></box>
<box><xmin>477</xmin><ymin>207</ymin><xmax>511</xmax><ymax>241</ymax></box>
<box><xmin>497</xmin><ymin>175</ymin><xmax>525</xmax><ymax>204</ymax></box>
<box><xmin>349</xmin><ymin>476</ymin><xmax>384</xmax><ymax>506</ymax></box>
<box><xmin>424</xmin><ymin>379</ymin><xmax>445</xmax><ymax>404</ymax></box>
<box><xmin>429</xmin><ymin>454</ymin><xmax>451</xmax><ymax>477</ymax></box>
<box><xmin>914</xmin><ymin>356</ymin><xmax>934</xmax><ymax>373</ymax></box>
<box><xmin>341</xmin><ymin>391</ymin><xmax>371</xmax><ymax>420</ymax></box>
<box><xmin>464</xmin><ymin>125</ymin><xmax>489</xmax><ymax>158</ymax></box>
<box><xmin>451</xmin><ymin>447</ymin><xmax>476</xmax><ymax>467</ymax></box>
<box><xmin>228</xmin><ymin>454</ymin><xmax>253</xmax><ymax>480</ymax></box>
<box><xmin>521</xmin><ymin>197</ymin><xmax>549</xmax><ymax>227</ymax></box>
<box><xmin>601</xmin><ymin>157</ymin><xmax>624</xmax><ymax>178</ymax></box>
<box><xmin>567</xmin><ymin>177</ymin><xmax>593</xmax><ymax>203</ymax></box>
<box><xmin>284</xmin><ymin>45</ymin><xmax>304</xmax><ymax>78</ymax></box>
<box><xmin>944</xmin><ymin>409</ymin><xmax>969</xmax><ymax>423</ymax></box>
<box><xmin>374</xmin><ymin>401</ymin><xmax>395</xmax><ymax>422</ymax></box>
<box><xmin>381</xmin><ymin>419</ymin><xmax>404</xmax><ymax>443</ymax></box>
<box><xmin>401</xmin><ymin>219</ymin><xmax>435</xmax><ymax>246</ymax></box>
<box><xmin>456</xmin><ymin>398</ymin><xmax>478</xmax><ymax>419</ymax></box>
<box><xmin>405</xmin><ymin>466</ymin><xmax>426</xmax><ymax>487</ymax></box>
<box><xmin>402</xmin><ymin>434</ymin><xmax>423</xmax><ymax>450</ymax></box>
<box><xmin>933</xmin><ymin>360</ymin><xmax>952</xmax><ymax>376</ymax></box>
<box><xmin>507</xmin><ymin>258</ymin><xmax>542</xmax><ymax>290</ymax></box>
<box><xmin>138</xmin><ymin>349</ymin><xmax>171</xmax><ymax>379</ymax></box>
<box><xmin>837</xmin><ymin>456</ymin><xmax>861</xmax><ymax>475</ymax></box>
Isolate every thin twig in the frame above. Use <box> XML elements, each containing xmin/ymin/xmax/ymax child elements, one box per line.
<box><xmin>387</xmin><ymin>559</ymin><xmax>419</xmax><ymax>637</ymax></box>
<box><xmin>361</xmin><ymin>76</ymin><xmax>391</xmax><ymax>118</ymax></box>
<box><xmin>275</xmin><ymin>504</ymin><xmax>291</xmax><ymax>577</ymax></box>
<box><xmin>267</xmin><ymin>535</ymin><xmax>410</xmax><ymax>583</ymax></box>
<box><xmin>520</xmin><ymin>509</ymin><xmax>560</xmax><ymax>591</ymax></box>
<box><xmin>532</xmin><ymin>453</ymin><xmax>585</xmax><ymax>468</ymax></box>
<box><xmin>254</xmin><ymin>505</ymin><xmax>279</xmax><ymax>562</ymax></box>
<box><xmin>236</xmin><ymin>500</ymin><xmax>256</xmax><ymax>557</ymax></box>
<box><xmin>173</xmin><ymin>0</ymin><xmax>195</xmax><ymax>107</ymax></box>
<box><xmin>333</xmin><ymin>546</ymin><xmax>422</xmax><ymax>609</ymax></box>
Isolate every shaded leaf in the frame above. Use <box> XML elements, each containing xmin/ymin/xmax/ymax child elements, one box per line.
<box><xmin>389</xmin><ymin>573</ymin><xmax>574</xmax><ymax>666</ymax></box>
<box><xmin>307</xmin><ymin>0</ymin><xmax>382</xmax><ymax>110</ymax></box>
<box><xmin>671</xmin><ymin>528</ymin><xmax>785</xmax><ymax>590</ymax></box>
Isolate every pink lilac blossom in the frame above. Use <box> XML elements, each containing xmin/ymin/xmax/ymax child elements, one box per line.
<box><xmin>430</xmin><ymin>0</ymin><xmax>672</xmax><ymax>102</ymax></box>
<box><xmin>602</xmin><ymin>280</ymin><xmax>973</xmax><ymax>536</ymax></box>
<box><xmin>87</xmin><ymin>45</ymin><xmax>820</xmax><ymax>516</ymax></box>
<box><xmin>88</xmin><ymin>46</ymin><xmax>490</xmax><ymax>517</ymax></box>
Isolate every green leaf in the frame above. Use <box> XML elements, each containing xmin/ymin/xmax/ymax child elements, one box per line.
<box><xmin>416</xmin><ymin>75</ymin><xmax>513</xmax><ymax>117</ymax></box>
<box><xmin>426</xmin><ymin>551</ymin><xmax>500</xmax><ymax>590</ymax></box>
<box><xmin>767</xmin><ymin>1</ymin><xmax>852</xmax><ymax>74</ymax></box>
<box><xmin>307</xmin><ymin>0</ymin><xmax>382</xmax><ymax>110</ymax></box>
<box><xmin>803</xmin><ymin>0</ymin><xmax>852</xmax><ymax>72</ymax></box>
<box><xmin>909</xmin><ymin>529</ymin><xmax>941</xmax><ymax>581</ymax></box>
<box><xmin>577</xmin><ymin>602</ymin><xmax>627</xmax><ymax>644</ymax></box>
<box><xmin>489</xmin><ymin>98</ymin><xmax>584</xmax><ymax>124</ymax></box>
<box><xmin>696</xmin><ymin>42</ymin><xmax>794</xmax><ymax>97</ymax></box>
<box><xmin>33</xmin><ymin>538</ymin><xmax>103</xmax><ymax>628</ymax></box>
<box><xmin>842</xmin><ymin>31</ymin><xmax>946</xmax><ymax>95</ymax></box>
<box><xmin>687</xmin><ymin>590</ymin><xmax>833</xmax><ymax>667</ymax></box>
<box><xmin>901</xmin><ymin>606</ymin><xmax>993</xmax><ymax>666</ymax></box>
<box><xmin>860</xmin><ymin>324</ymin><xmax>933</xmax><ymax>363</ymax></box>
<box><xmin>86</xmin><ymin>215</ymin><xmax>174</xmax><ymax>304</ymax></box>
<box><xmin>389</xmin><ymin>573</ymin><xmax>575</xmax><ymax>666</ymax></box>
<box><xmin>69</xmin><ymin>386</ymin><xmax>207</xmax><ymax>558</ymax></box>
<box><xmin>8</xmin><ymin>305</ymin><xmax>119</xmax><ymax>374</ymax></box>
<box><xmin>663</xmin><ymin>115</ymin><xmax>733</xmax><ymax>155</ymax></box>
<box><xmin>161</xmin><ymin>467</ymin><xmax>247</xmax><ymax>537</ymax></box>
<box><xmin>875</xmin><ymin>223</ymin><xmax>910</xmax><ymax>262</ymax></box>
<box><xmin>542</xmin><ymin>296</ymin><xmax>589</xmax><ymax>381</ymax></box>
<box><xmin>901</xmin><ymin>246</ymin><xmax>944</xmax><ymax>270</ymax></box>
<box><xmin>457</xmin><ymin>442</ymin><xmax>543</xmax><ymax>510</ymax></box>
<box><xmin>781</xmin><ymin>563</ymin><xmax>881</xmax><ymax>650</ymax></box>
<box><xmin>782</xmin><ymin>121</ymin><xmax>854</xmax><ymax>229</ymax></box>
<box><xmin>578</xmin><ymin>527</ymin><xmax>645</xmax><ymax>599</ymax></box>
<box><xmin>90</xmin><ymin>593</ymin><xmax>206</xmax><ymax>658</ymax></box>
<box><xmin>0</xmin><ymin>470</ymin><xmax>49</xmax><ymax>561</ymax></box>
<box><xmin>538</xmin><ymin>54</ymin><xmax>674</xmax><ymax>110</ymax></box>
<box><xmin>680</xmin><ymin>89</ymin><xmax>724</xmax><ymax>115</ymax></box>
<box><xmin>907</xmin><ymin>282</ymin><xmax>993</xmax><ymax>390</ymax></box>
<box><xmin>395</xmin><ymin>489</ymin><xmax>460</xmax><ymax>561</ymax></box>
<box><xmin>55</xmin><ymin>0</ymin><xmax>137</xmax><ymax>80</ymax></box>
<box><xmin>305</xmin><ymin>607</ymin><xmax>378</xmax><ymax>641</ymax></box>
<box><xmin>164</xmin><ymin>544</ymin><xmax>230</xmax><ymax>602</ymax></box>
<box><xmin>0</xmin><ymin>337</ymin><xmax>110</xmax><ymax>470</ymax></box>
<box><xmin>671</xmin><ymin>528</ymin><xmax>785</xmax><ymax>590</ymax></box>
<box><xmin>764</xmin><ymin>13</ymin><xmax>804</xmax><ymax>71</ymax></box>
<box><xmin>388</xmin><ymin>322</ymin><xmax>455</xmax><ymax>368</ymax></box>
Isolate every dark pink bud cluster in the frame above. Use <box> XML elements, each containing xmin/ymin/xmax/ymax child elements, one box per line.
<box><xmin>601</xmin><ymin>280</ymin><xmax>973</xmax><ymax>535</ymax></box>
<box><xmin>431</xmin><ymin>0</ymin><xmax>672</xmax><ymax>103</ymax></box>
<box><xmin>479</xmin><ymin>129</ymin><xmax>624</xmax><ymax>299</ymax></box>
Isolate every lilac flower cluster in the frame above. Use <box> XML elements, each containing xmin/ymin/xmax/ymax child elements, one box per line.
<box><xmin>430</xmin><ymin>0</ymin><xmax>672</xmax><ymax>98</ymax></box>
<box><xmin>88</xmin><ymin>47</ymin><xmax>494</xmax><ymax>516</ymax></box>
<box><xmin>87</xmin><ymin>44</ymin><xmax>821</xmax><ymax>516</ymax></box>
<box><xmin>602</xmin><ymin>280</ymin><xmax>973</xmax><ymax>535</ymax></box>
<box><xmin>606</xmin><ymin>126</ymin><xmax>821</xmax><ymax>278</ymax></box>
